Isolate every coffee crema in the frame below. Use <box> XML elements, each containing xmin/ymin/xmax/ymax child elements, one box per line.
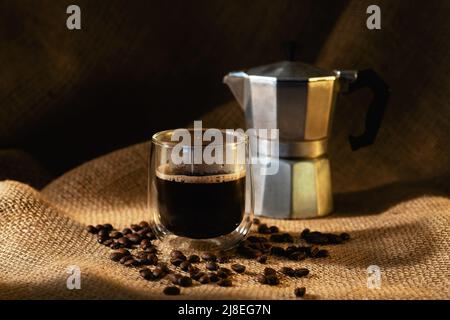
<box><xmin>155</xmin><ymin>165</ymin><xmax>246</xmax><ymax>239</ymax></box>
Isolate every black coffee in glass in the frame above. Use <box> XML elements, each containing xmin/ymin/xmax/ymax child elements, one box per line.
<box><xmin>156</xmin><ymin>165</ymin><xmax>246</xmax><ymax>239</ymax></box>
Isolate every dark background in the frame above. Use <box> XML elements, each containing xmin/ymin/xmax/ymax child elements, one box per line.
<box><xmin>1</xmin><ymin>0</ymin><xmax>449</xmax><ymax>192</ymax></box>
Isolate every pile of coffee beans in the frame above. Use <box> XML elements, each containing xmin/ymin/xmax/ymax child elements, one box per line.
<box><xmin>86</xmin><ymin>218</ymin><xmax>350</xmax><ymax>298</ymax></box>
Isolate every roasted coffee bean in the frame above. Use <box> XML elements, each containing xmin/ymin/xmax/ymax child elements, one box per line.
<box><xmin>109</xmin><ymin>231</ymin><xmax>122</xmax><ymax>239</ymax></box>
<box><xmin>123</xmin><ymin>258</ymin><xmax>137</xmax><ymax>267</ymax></box>
<box><xmin>206</xmin><ymin>262</ymin><xmax>219</xmax><ymax>271</ymax></box>
<box><xmin>110</xmin><ymin>242</ymin><xmax>122</xmax><ymax>249</ymax></box>
<box><xmin>294</xmin><ymin>268</ymin><xmax>309</xmax><ymax>277</ymax></box>
<box><xmin>237</xmin><ymin>245</ymin><xmax>262</xmax><ymax>259</ymax></box>
<box><xmin>256</xmin><ymin>274</ymin><xmax>267</xmax><ymax>284</ymax></box>
<box><xmin>179</xmin><ymin>261</ymin><xmax>191</xmax><ymax>271</ymax></box>
<box><xmin>218</xmin><ymin>267</ymin><xmax>232</xmax><ymax>276</ymax></box>
<box><xmin>340</xmin><ymin>233</ymin><xmax>350</xmax><ymax>241</ymax></box>
<box><xmin>143</xmin><ymin>246</ymin><xmax>157</xmax><ymax>254</ymax></box>
<box><xmin>256</xmin><ymin>255</ymin><xmax>267</xmax><ymax>264</ymax></box>
<box><xmin>201</xmin><ymin>252</ymin><xmax>217</xmax><ymax>262</ymax></box>
<box><xmin>103</xmin><ymin>239</ymin><xmax>114</xmax><ymax>247</ymax></box>
<box><xmin>95</xmin><ymin>224</ymin><xmax>104</xmax><ymax>230</ymax></box>
<box><xmin>294</xmin><ymin>287</ymin><xmax>306</xmax><ymax>297</ymax></box>
<box><xmin>285</xmin><ymin>245</ymin><xmax>298</xmax><ymax>256</ymax></box>
<box><xmin>217</xmin><ymin>278</ymin><xmax>232</xmax><ymax>287</ymax></box>
<box><xmin>199</xmin><ymin>275</ymin><xmax>210</xmax><ymax>284</ymax></box>
<box><xmin>231</xmin><ymin>264</ymin><xmax>246</xmax><ymax>274</ymax></box>
<box><xmin>280</xmin><ymin>267</ymin><xmax>295</xmax><ymax>277</ymax></box>
<box><xmin>97</xmin><ymin>235</ymin><xmax>108</xmax><ymax>244</ymax></box>
<box><xmin>289</xmin><ymin>252</ymin><xmax>306</xmax><ymax>261</ymax></box>
<box><xmin>102</xmin><ymin>223</ymin><xmax>113</xmax><ymax>231</ymax></box>
<box><xmin>136</xmin><ymin>228</ymin><xmax>151</xmax><ymax>237</ymax></box>
<box><xmin>269</xmin><ymin>233</ymin><xmax>285</xmax><ymax>243</ymax></box>
<box><xmin>300</xmin><ymin>228</ymin><xmax>310</xmax><ymax>238</ymax></box>
<box><xmin>163</xmin><ymin>286</ymin><xmax>180</xmax><ymax>295</ymax></box>
<box><xmin>152</xmin><ymin>267</ymin><xmax>166</xmax><ymax>279</ymax></box>
<box><xmin>116</xmin><ymin>248</ymin><xmax>131</xmax><ymax>255</ymax></box>
<box><xmin>178</xmin><ymin>276</ymin><xmax>193</xmax><ymax>287</ymax></box>
<box><xmin>168</xmin><ymin>273</ymin><xmax>182</xmax><ymax>285</ymax></box>
<box><xmin>191</xmin><ymin>271</ymin><xmax>206</xmax><ymax>281</ymax></box>
<box><xmin>117</xmin><ymin>237</ymin><xmax>131</xmax><ymax>246</ymax></box>
<box><xmin>170</xmin><ymin>258</ymin><xmax>185</xmax><ymax>267</ymax></box>
<box><xmin>139</xmin><ymin>268</ymin><xmax>155</xmax><ymax>280</ymax></box>
<box><xmin>187</xmin><ymin>254</ymin><xmax>200</xmax><ymax>263</ymax></box>
<box><xmin>98</xmin><ymin>228</ymin><xmax>110</xmax><ymax>237</ymax></box>
<box><xmin>208</xmin><ymin>272</ymin><xmax>220</xmax><ymax>282</ymax></box>
<box><xmin>314</xmin><ymin>249</ymin><xmax>329</xmax><ymax>258</ymax></box>
<box><xmin>141</xmin><ymin>253</ymin><xmax>158</xmax><ymax>266</ymax></box>
<box><xmin>110</xmin><ymin>252</ymin><xmax>126</xmax><ymax>262</ymax></box>
<box><xmin>86</xmin><ymin>225</ymin><xmax>98</xmax><ymax>234</ymax></box>
<box><xmin>269</xmin><ymin>226</ymin><xmax>279</xmax><ymax>233</ymax></box>
<box><xmin>139</xmin><ymin>239</ymin><xmax>152</xmax><ymax>249</ymax></box>
<box><xmin>270</xmin><ymin>246</ymin><xmax>285</xmax><ymax>256</ymax></box>
<box><xmin>139</xmin><ymin>221</ymin><xmax>150</xmax><ymax>228</ymax></box>
<box><xmin>146</xmin><ymin>232</ymin><xmax>156</xmax><ymax>240</ymax></box>
<box><xmin>252</xmin><ymin>218</ymin><xmax>261</xmax><ymax>225</ymax></box>
<box><xmin>264</xmin><ymin>267</ymin><xmax>277</xmax><ymax>276</ymax></box>
<box><xmin>188</xmin><ymin>265</ymin><xmax>200</xmax><ymax>275</ymax></box>
<box><xmin>170</xmin><ymin>250</ymin><xmax>184</xmax><ymax>259</ymax></box>
<box><xmin>120</xmin><ymin>256</ymin><xmax>133</xmax><ymax>264</ymax></box>
<box><xmin>265</xmin><ymin>274</ymin><xmax>279</xmax><ymax>285</ymax></box>
<box><xmin>126</xmin><ymin>233</ymin><xmax>141</xmax><ymax>244</ymax></box>
<box><xmin>247</xmin><ymin>236</ymin><xmax>262</xmax><ymax>243</ymax></box>
<box><xmin>257</xmin><ymin>224</ymin><xmax>271</xmax><ymax>234</ymax></box>
<box><xmin>122</xmin><ymin>228</ymin><xmax>132</xmax><ymax>235</ymax></box>
<box><xmin>130</xmin><ymin>224</ymin><xmax>142</xmax><ymax>232</ymax></box>
<box><xmin>217</xmin><ymin>256</ymin><xmax>229</xmax><ymax>263</ymax></box>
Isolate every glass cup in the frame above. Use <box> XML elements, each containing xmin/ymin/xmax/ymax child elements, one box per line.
<box><xmin>149</xmin><ymin>128</ymin><xmax>253</xmax><ymax>251</ymax></box>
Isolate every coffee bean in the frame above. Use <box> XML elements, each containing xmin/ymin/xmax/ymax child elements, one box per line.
<box><xmin>168</xmin><ymin>273</ymin><xmax>182</xmax><ymax>285</ymax></box>
<box><xmin>196</xmin><ymin>275</ymin><xmax>208</xmax><ymax>284</ymax></box>
<box><xmin>139</xmin><ymin>268</ymin><xmax>155</xmax><ymax>280</ymax></box>
<box><xmin>265</xmin><ymin>274</ymin><xmax>279</xmax><ymax>285</ymax></box>
<box><xmin>170</xmin><ymin>258</ymin><xmax>185</xmax><ymax>267</ymax></box>
<box><xmin>300</xmin><ymin>228</ymin><xmax>310</xmax><ymax>239</ymax></box>
<box><xmin>178</xmin><ymin>276</ymin><xmax>193</xmax><ymax>287</ymax></box>
<box><xmin>110</xmin><ymin>252</ymin><xmax>126</xmax><ymax>262</ymax></box>
<box><xmin>264</xmin><ymin>268</ymin><xmax>277</xmax><ymax>276</ymax></box>
<box><xmin>252</xmin><ymin>218</ymin><xmax>261</xmax><ymax>225</ymax></box>
<box><xmin>231</xmin><ymin>264</ymin><xmax>246</xmax><ymax>274</ymax></box>
<box><xmin>269</xmin><ymin>226</ymin><xmax>279</xmax><ymax>233</ymax></box>
<box><xmin>110</xmin><ymin>242</ymin><xmax>122</xmax><ymax>249</ymax></box>
<box><xmin>86</xmin><ymin>225</ymin><xmax>98</xmax><ymax>234</ymax></box>
<box><xmin>152</xmin><ymin>266</ymin><xmax>166</xmax><ymax>279</ymax></box>
<box><xmin>340</xmin><ymin>233</ymin><xmax>350</xmax><ymax>241</ymax></box>
<box><xmin>201</xmin><ymin>252</ymin><xmax>217</xmax><ymax>262</ymax></box>
<box><xmin>122</xmin><ymin>228</ymin><xmax>132</xmax><ymax>235</ymax></box>
<box><xmin>120</xmin><ymin>256</ymin><xmax>133</xmax><ymax>264</ymax></box>
<box><xmin>163</xmin><ymin>286</ymin><xmax>180</xmax><ymax>295</ymax></box>
<box><xmin>179</xmin><ymin>261</ymin><xmax>191</xmax><ymax>271</ymax></box>
<box><xmin>217</xmin><ymin>256</ymin><xmax>229</xmax><ymax>263</ymax></box>
<box><xmin>139</xmin><ymin>239</ymin><xmax>152</xmax><ymax>249</ymax></box>
<box><xmin>280</xmin><ymin>267</ymin><xmax>295</xmax><ymax>277</ymax></box>
<box><xmin>98</xmin><ymin>228</ymin><xmax>110</xmax><ymax>237</ymax></box>
<box><xmin>270</xmin><ymin>246</ymin><xmax>285</xmax><ymax>256</ymax></box>
<box><xmin>256</xmin><ymin>274</ymin><xmax>267</xmax><ymax>284</ymax></box>
<box><xmin>102</xmin><ymin>223</ymin><xmax>113</xmax><ymax>231</ymax></box>
<box><xmin>269</xmin><ymin>233</ymin><xmax>285</xmax><ymax>243</ymax></box>
<box><xmin>130</xmin><ymin>224</ymin><xmax>142</xmax><ymax>232</ymax></box>
<box><xmin>141</xmin><ymin>253</ymin><xmax>158</xmax><ymax>266</ymax></box>
<box><xmin>126</xmin><ymin>233</ymin><xmax>141</xmax><ymax>244</ymax></box>
<box><xmin>314</xmin><ymin>249</ymin><xmax>329</xmax><ymax>258</ymax></box>
<box><xmin>294</xmin><ymin>268</ymin><xmax>309</xmax><ymax>277</ymax></box>
<box><xmin>218</xmin><ymin>267</ymin><xmax>232</xmax><ymax>277</ymax></box>
<box><xmin>188</xmin><ymin>265</ymin><xmax>200</xmax><ymax>275</ymax></box>
<box><xmin>206</xmin><ymin>262</ymin><xmax>219</xmax><ymax>271</ymax></box>
<box><xmin>97</xmin><ymin>235</ymin><xmax>108</xmax><ymax>244</ymax></box>
<box><xmin>143</xmin><ymin>246</ymin><xmax>157</xmax><ymax>254</ymax></box>
<box><xmin>289</xmin><ymin>252</ymin><xmax>306</xmax><ymax>261</ymax></box>
<box><xmin>109</xmin><ymin>231</ymin><xmax>122</xmax><ymax>239</ymax></box>
<box><xmin>187</xmin><ymin>255</ymin><xmax>200</xmax><ymax>263</ymax></box>
<box><xmin>170</xmin><ymin>250</ymin><xmax>184</xmax><ymax>259</ymax></box>
<box><xmin>117</xmin><ymin>237</ymin><xmax>131</xmax><ymax>246</ymax></box>
<box><xmin>208</xmin><ymin>272</ymin><xmax>220</xmax><ymax>282</ymax></box>
<box><xmin>124</xmin><ymin>258</ymin><xmax>137</xmax><ymax>267</ymax></box>
<box><xmin>191</xmin><ymin>271</ymin><xmax>206</xmax><ymax>281</ymax></box>
<box><xmin>294</xmin><ymin>287</ymin><xmax>306</xmax><ymax>297</ymax></box>
<box><xmin>139</xmin><ymin>221</ymin><xmax>150</xmax><ymax>228</ymax></box>
<box><xmin>256</xmin><ymin>255</ymin><xmax>267</xmax><ymax>263</ymax></box>
<box><xmin>257</xmin><ymin>224</ymin><xmax>271</xmax><ymax>234</ymax></box>
<box><xmin>146</xmin><ymin>232</ymin><xmax>156</xmax><ymax>240</ymax></box>
<box><xmin>217</xmin><ymin>278</ymin><xmax>232</xmax><ymax>287</ymax></box>
<box><xmin>103</xmin><ymin>239</ymin><xmax>114</xmax><ymax>247</ymax></box>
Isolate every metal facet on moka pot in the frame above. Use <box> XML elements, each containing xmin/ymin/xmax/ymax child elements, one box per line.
<box><xmin>224</xmin><ymin>43</ymin><xmax>390</xmax><ymax>219</ymax></box>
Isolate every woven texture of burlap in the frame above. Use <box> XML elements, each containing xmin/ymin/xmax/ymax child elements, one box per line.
<box><xmin>0</xmin><ymin>100</ymin><xmax>449</xmax><ymax>300</ymax></box>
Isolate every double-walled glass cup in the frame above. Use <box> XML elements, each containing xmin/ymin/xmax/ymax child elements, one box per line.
<box><xmin>149</xmin><ymin>128</ymin><xmax>253</xmax><ymax>251</ymax></box>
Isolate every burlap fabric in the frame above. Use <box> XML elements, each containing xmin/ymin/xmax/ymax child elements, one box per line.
<box><xmin>0</xmin><ymin>100</ymin><xmax>449</xmax><ymax>300</ymax></box>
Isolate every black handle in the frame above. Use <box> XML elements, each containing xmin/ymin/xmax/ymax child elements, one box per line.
<box><xmin>345</xmin><ymin>69</ymin><xmax>390</xmax><ymax>151</ymax></box>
